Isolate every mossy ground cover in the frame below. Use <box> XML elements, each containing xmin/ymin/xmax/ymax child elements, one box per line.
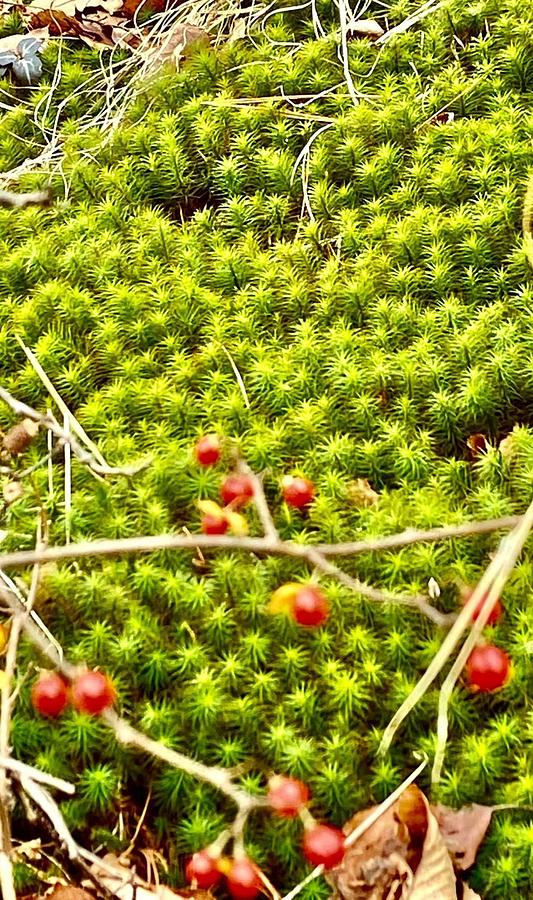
<box><xmin>0</xmin><ymin>0</ymin><xmax>533</xmax><ymax>895</ymax></box>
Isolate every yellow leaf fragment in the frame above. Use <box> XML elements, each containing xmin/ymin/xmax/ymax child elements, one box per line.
<box><xmin>197</xmin><ymin>500</ymin><xmax>225</xmax><ymax>518</ymax></box>
<box><xmin>225</xmin><ymin>510</ymin><xmax>248</xmax><ymax>536</ymax></box>
<box><xmin>267</xmin><ymin>582</ymin><xmax>302</xmax><ymax>616</ymax></box>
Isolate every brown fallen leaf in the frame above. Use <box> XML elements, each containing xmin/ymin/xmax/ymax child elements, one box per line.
<box><xmin>346</xmin><ymin>478</ymin><xmax>379</xmax><ymax>508</ymax></box>
<box><xmin>432</xmin><ymin>804</ymin><xmax>494</xmax><ymax>871</ymax></box>
<box><xmin>407</xmin><ymin>794</ymin><xmax>456</xmax><ymax>899</ymax></box>
<box><xmin>329</xmin><ymin>803</ymin><xmax>411</xmax><ymax>899</ymax></box>
<box><xmin>140</xmin><ymin>23</ymin><xmax>209</xmax><ymax>71</ymax></box>
<box><xmin>466</xmin><ymin>433</ymin><xmax>489</xmax><ymax>459</ymax></box>
<box><xmin>2</xmin><ymin>418</ymin><xmax>39</xmax><ymax>454</ymax></box>
<box><xmin>47</xmin><ymin>886</ymin><xmax>95</xmax><ymax>900</ymax></box>
<box><xmin>461</xmin><ymin>886</ymin><xmax>482</xmax><ymax>899</ymax></box>
<box><xmin>330</xmin><ymin>785</ymin><xmax>492</xmax><ymax>900</ymax></box>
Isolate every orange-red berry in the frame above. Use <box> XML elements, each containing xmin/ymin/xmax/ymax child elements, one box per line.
<box><xmin>267</xmin><ymin>776</ymin><xmax>310</xmax><ymax>817</ymax></box>
<box><xmin>185</xmin><ymin>850</ymin><xmax>222</xmax><ymax>889</ymax></box>
<box><xmin>282</xmin><ymin>476</ymin><xmax>315</xmax><ymax>508</ymax></box>
<box><xmin>195</xmin><ymin>435</ymin><xmax>222</xmax><ymax>466</ymax></box>
<box><xmin>71</xmin><ymin>670</ymin><xmax>116</xmax><ymax>715</ymax></box>
<box><xmin>302</xmin><ymin>824</ymin><xmax>345</xmax><ymax>868</ymax></box>
<box><xmin>31</xmin><ymin>672</ymin><xmax>68</xmax><ymax>718</ymax></box>
<box><xmin>292</xmin><ymin>586</ymin><xmax>329</xmax><ymax>627</ymax></box>
<box><xmin>466</xmin><ymin>645</ymin><xmax>510</xmax><ymax>692</ymax></box>
<box><xmin>220</xmin><ymin>474</ymin><xmax>254</xmax><ymax>507</ymax></box>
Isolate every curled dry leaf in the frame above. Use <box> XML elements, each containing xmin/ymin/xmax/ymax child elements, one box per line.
<box><xmin>466</xmin><ymin>433</ymin><xmax>489</xmax><ymax>459</ymax></box>
<box><xmin>407</xmin><ymin>795</ymin><xmax>455</xmax><ymax>899</ymax></box>
<box><xmin>330</xmin><ymin>786</ymin><xmax>491</xmax><ymax>900</ymax></box>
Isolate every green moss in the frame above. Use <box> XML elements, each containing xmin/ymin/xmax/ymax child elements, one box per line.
<box><xmin>0</xmin><ymin>0</ymin><xmax>532</xmax><ymax>895</ymax></box>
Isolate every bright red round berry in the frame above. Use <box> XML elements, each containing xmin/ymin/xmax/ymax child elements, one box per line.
<box><xmin>195</xmin><ymin>435</ymin><xmax>221</xmax><ymax>466</ymax></box>
<box><xmin>220</xmin><ymin>474</ymin><xmax>254</xmax><ymax>508</ymax></box>
<box><xmin>267</xmin><ymin>776</ymin><xmax>310</xmax><ymax>817</ymax></box>
<box><xmin>462</xmin><ymin>588</ymin><xmax>503</xmax><ymax>626</ymax></box>
<box><xmin>466</xmin><ymin>644</ymin><xmax>510</xmax><ymax>692</ymax></box>
<box><xmin>185</xmin><ymin>850</ymin><xmax>222</xmax><ymax>889</ymax></box>
<box><xmin>71</xmin><ymin>670</ymin><xmax>116</xmax><ymax>715</ymax></box>
<box><xmin>201</xmin><ymin>513</ymin><xmax>229</xmax><ymax>535</ymax></box>
<box><xmin>31</xmin><ymin>672</ymin><xmax>68</xmax><ymax>718</ymax></box>
<box><xmin>302</xmin><ymin>824</ymin><xmax>345</xmax><ymax>869</ymax></box>
<box><xmin>282</xmin><ymin>476</ymin><xmax>315</xmax><ymax>509</ymax></box>
<box><xmin>292</xmin><ymin>586</ymin><xmax>329</xmax><ymax>627</ymax></box>
<box><xmin>226</xmin><ymin>858</ymin><xmax>261</xmax><ymax>900</ymax></box>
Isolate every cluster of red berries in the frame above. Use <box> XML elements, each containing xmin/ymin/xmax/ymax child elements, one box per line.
<box><xmin>461</xmin><ymin>587</ymin><xmax>510</xmax><ymax>692</ymax></box>
<box><xmin>186</xmin><ymin>776</ymin><xmax>344</xmax><ymax>898</ymax></box>
<box><xmin>194</xmin><ymin>435</ymin><xmax>315</xmax><ymax>533</ymax></box>
<box><xmin>31</xmin><ymin>670</ymin><xmax>115</xmax><ymax>718</ymax></box>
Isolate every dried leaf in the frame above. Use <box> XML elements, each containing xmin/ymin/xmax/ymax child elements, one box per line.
<box><xmin>346</xmin><ymin>478</ymin><xmax>379</xmax><ymax>508</ymax></box>
<box><xmin>431</xmin><ymin>804</ymin><xmax>494</xmax><ymax>871</ymax></box>
<box><xmin>466</xmin><ymin>433</ymin><xmax>489</xmax><ymax>459</ymax></box>
<box><xmin>403</xmin><ymin>795</ymin><xmax>456</xmax><ymax>900</ymax></box>
<box><xmin>3</xmin><ymin>418</ymin><xmax>39</xmax><ymax>454</ymax></box>
<box><xmin>48</xmin><ymin>886</ymin><xmax>95</xmax><ymax>900</ymax></box>
<box><xmin>329</xmin><ymin>804</ymin><xmax>411</xmax><ymax>900</ymax></box>
<box><xmin>141</xmin><ymin>23</ymin><xmax>209</xmax><ymax>71</ymax></box>
<box><xmin>461</xmin><ymin>886</ymin><xmax>482</xmax><ymax>899</ymax></box>
<box><xmin>332</xmin><ymin>787</ymin><xmax>490</xmax><ymax>900</ymax></box>
<box><xmin>347</xmin><ymin>18</ymin><xmax>384</xmax><ymax>39</ymax></box>
<box><xmin>0</xmin><ymin>622</ymin><xmax>8</xmax><ymax>653</ymax></box>
<box><xmin>3</xmin><ymin>480</ymin><xmax>24</xmax><ymax>504</ymax></box>
<box><xmin>0</xmin><ymin>33</ymin><xmax>28</xmax><ymax>52</ymax></box>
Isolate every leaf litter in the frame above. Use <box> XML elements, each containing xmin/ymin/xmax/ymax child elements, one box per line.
<box><xmin>326</xmin><ymin>785</ymin><xmax>494</xmax><ymax>899</ymax></box>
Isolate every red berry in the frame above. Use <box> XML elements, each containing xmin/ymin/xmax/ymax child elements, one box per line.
<box><xmin>220</xmin><ymin>474</ymin><xmax>254</xmax><ymax>508</ymax></box>
<box><xmin>201</xmin><ymin>513</ymin><xmax>229</xmax><ymax>535</ymax></box>
<box><xmin>292</xmin><ymin>586</ymin><xmax>329</xmax><ymax>627</ymax></box>
<box><xmin>267</xmin><ymin>776</ymin><xmax>310</xmax><ymax>817</ymax></box>
<box><xmin>466</xmin><ymin>644</ymin><xmax>511</xmax><ymax>692</ymax></box>
<box><xmin>282</xmin><ymin>476</ymin><xmax>315</xmax><ymax>509</ymax></box>
<box><xmin>31</xmin><ymin>672</ymin><xmax>68</xmax><ymax>718</ymax></box>
<box><xmin>185</xmin><ymin>850</ymin><xmax>222</xmax><ymax>889</ymax></box>
<box><xmin>226</xmin><ymin>858</ymin><xmax>261</xmax><ymax>900</ymax></box>
<box><xmin>195</xmin><ymin>435</ymin><xmax>221</xmax><ymax>466</ymax></box>
<box><xmin>302</xmin><ymin>824</ymin><xmax>345</xmax><ymax>869</ymax></box>
<box><xmin>462</xmin><ymin>588</ymin><xmax>503</xmax><ymax>626</ymax></box>
<box><xmin>71</xmin><ymin>670</ymin><xmax>116</xmax><ymax>715</ymax></box>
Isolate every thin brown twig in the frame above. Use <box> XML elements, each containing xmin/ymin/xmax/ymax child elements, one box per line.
<box><xmin>0</xmin><ymin>515</ymin><xmax>520</xmax><ymax>569</ymax></box>
<box><xmin>0</xmin><ymin>386</ymin><xmax>150</xmax><ymax>478</ymax></box>
<box><xmin>0</xmin><ymin>533</ymin><xmax>444</xmax><ymax>621</ymax></box>
<box><xmin>0</xmin><ymin>513</ymin><xmax>520</xmax><ymax>624</ymax></box>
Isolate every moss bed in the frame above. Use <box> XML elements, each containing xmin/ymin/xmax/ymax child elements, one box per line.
<box><xmin>0</xmin><ymin>0</ymin><xmax>533</xmax><ymax>896</ymax></box>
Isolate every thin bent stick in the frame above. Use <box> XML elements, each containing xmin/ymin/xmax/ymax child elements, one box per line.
<box><xmin>431</xmin><ymin>500</ymin><xmax>533</xmax><ymax>782</ymax></box>
<box><xmin>379</xmin><ymin>502</ymin><xmax>533</xmax><ymax>756</ymax></box>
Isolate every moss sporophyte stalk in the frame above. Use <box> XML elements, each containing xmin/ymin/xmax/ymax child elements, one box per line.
<box><xmin>0</xmin><ymin>0</ymin><xmax>533</xmax><ymax>895</ymax></box>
